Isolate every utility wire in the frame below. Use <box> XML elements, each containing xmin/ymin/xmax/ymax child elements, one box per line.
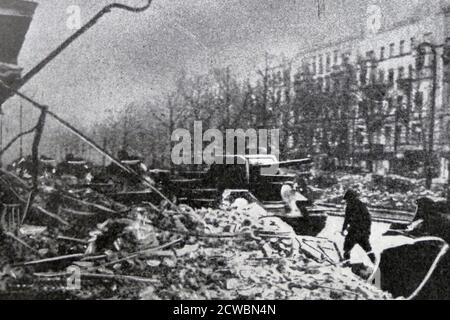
<box><xmin>16</xmin><ymin>1</ymin><xmax>154</xmax><ymax>92</ymax></box>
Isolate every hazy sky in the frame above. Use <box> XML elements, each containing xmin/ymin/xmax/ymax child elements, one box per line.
<box><xmin>0</xmin><ymin>0</ymin><xmax>444</xmax><ymax>161</ymax></box>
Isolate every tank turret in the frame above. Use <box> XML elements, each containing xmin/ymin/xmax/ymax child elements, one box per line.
<box><xmin>0</xmin><ymin>1</ymin><xmax>37</xmax><ymax>106</ymax></box>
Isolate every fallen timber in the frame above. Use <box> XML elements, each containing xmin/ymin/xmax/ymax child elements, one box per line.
<box><xmin>0</xmin><ymin>1</ymin><xmax>435</xmax><ymax>299</ymax></box>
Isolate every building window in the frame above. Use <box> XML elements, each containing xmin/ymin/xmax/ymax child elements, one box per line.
<box><xmin>412</xmin><ymin>124</ymin><xmax>422</xmax><ymax>143</ymax></box>
<box><xmin>317</xmin><ymin>77</ymin><xmax>323</xmax><ymax>91</ymax></box>
<box><xmin>398</xmin><ymin>66</ymin><xmax>405</xmax><ymax>79</ymax></box>
<box><xmin>414</xmin><ymin>91</ymin><xmax>424</xmax><ymax>110</ymax></box>
<box><xmin>357</xmin><ymin>101</ymin><xmax>364</xmax><ymax>117</ymax></box>
<box><xmin>366</xmin><ymin>51</ymin><xmax>375</xmax><ymax>63</ymax></box>
<box><xmin>312</xmin><ymin>57</ymin><xmax>317</xmax><ymax>75</ymax></box>
<box><xmin>447</xmin><ymin>121</ymin><xmax>450</xmax><ymax>140</ymax></box>
<box><xmin>341</xmin><ymin>51</ymin><xmax>352</xmax><ymax>64</ymax></box>
<box><xmin>399</xmin><ymin>126</ymin><xmax>406</xmax><ymax>144</ymax></box>
<box><xmin>360</xmin><ymin>67</ymin><xmax>367</xmax><ymax>85</ymax></box>
<box><xmin>397</xmin><ymin>95</ymin><xmax>404</xmax><ymax>108</ymax></box>
<box><xmin>318</xmin><ymin>54</ymin><xmax>324</xmax><ymax>74</ymax></box>
<box><xmin>345</xmin><ymin>50</ymin><xmax>352</xmax><ymax>61</ymax></box>
<box><xmin>380</xmin><ymin>47</ymin><xmax>385</xmax><ymax>60</ymax></box>
<box><xmin>334</xmin><ymin>78</ymin><xmax>340</xmax><ymax>91</ymax></box>
<box><xmin>408</xmin><ymin>65</ymin><xmax>414</xmax><ymax>79</ymax></box>
<box><xmin>385</xmin><ymin>127</ymin><xmax>392</xmax><ymax>145</ymax></box>
<box><xmin>325</xmin><ymin>76</ymin><xmax>331</xmax><ymax>91</ymax></box>
<box><xmin>387</xmin><ymin>97</ymin><xmax>394</xmax><ymax>113</ymax></box>
<box><xmin>400</xmin><ymin>40</ymin><xmax>405</xmax><ymax>55</ymax></box>
<box><xmin>356</xmin><ymin>128</ymin><xmax>365</xmax><ymax>145</ymax></box>
<box><xmin>370</xmin><ymin>68</ymin><xmax>377</xmax><ymax>84</ymax></box>
<box><xmin>389</xmin><ymin>43</ymin><xmax>395</xmax><ymax>57</ymax></box>
<box><xmin>388</xmin><ymin>69</ymin><xmax>395</xmax><ymax>85</ymax></box>
<box><xmin>424</xmin><ymin>32</ymin><xmax>432</xmax><ymax>42</ymax></box>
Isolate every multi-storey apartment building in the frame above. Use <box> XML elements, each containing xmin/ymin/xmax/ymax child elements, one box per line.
<box><xmin>293</xmin><ymin>1</ymin><xmax>450</xmax><ymax>181</ymax></box>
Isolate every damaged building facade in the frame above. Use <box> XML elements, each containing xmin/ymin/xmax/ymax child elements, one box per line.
<box><xmin>293</xmin><ymin>1</ymin><xmax>450</xmax><ymax>182</ymax></box>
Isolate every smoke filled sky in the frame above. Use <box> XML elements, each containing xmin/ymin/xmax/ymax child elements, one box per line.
<box><xmin>0</xmin><ymin>0</ymin><xmax>445</xmax><ymax>161</ymax></box>
<box><xmin>9</xmin><ymin>0</ymin><xmax>440</xmax><ymax>123</ymax></box>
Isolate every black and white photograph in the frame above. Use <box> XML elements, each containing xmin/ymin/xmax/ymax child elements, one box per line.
<box><xmin>1</xmin><ymin>0</ymin><xmax>450</xmax><ymax>303</ymax></box>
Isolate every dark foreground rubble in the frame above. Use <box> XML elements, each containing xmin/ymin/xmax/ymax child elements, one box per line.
<box><xmin>0</xmin><ymin>171</ymin><xmax>391</xmax><ymax>300</ymax></box>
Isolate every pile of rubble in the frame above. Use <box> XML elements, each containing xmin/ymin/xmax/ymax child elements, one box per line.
<box><xmin>0</xmin><ymin>172</ymin><xmax>391</xmax><ymax>300</ymax></box>
<box><xmin>312</xmin><ymin>172</ymin><xmax>446</xmax><ymax>212</ymax></box>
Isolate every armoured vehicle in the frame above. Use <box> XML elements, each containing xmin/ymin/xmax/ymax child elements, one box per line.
<box><xmin>168</xmin><ymin>154</ymin><xmax>328</xmax><ymax>236</ymax></box>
